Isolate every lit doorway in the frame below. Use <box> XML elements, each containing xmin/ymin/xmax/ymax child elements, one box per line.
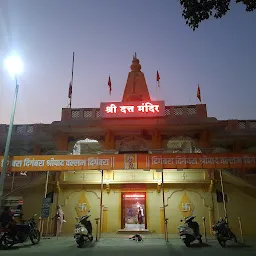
<box><xmin>121</xmin><ymin>192</ymin><xmax>147</xmax><ymax>230</ymax></box>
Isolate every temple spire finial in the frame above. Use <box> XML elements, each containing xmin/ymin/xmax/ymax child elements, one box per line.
<box><xmin>130</xmin><ymin>52</ymin><xmax>141</xmax><ymax>72</ymax></box>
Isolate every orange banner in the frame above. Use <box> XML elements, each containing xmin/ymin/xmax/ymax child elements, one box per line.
<box><xmin>0</xmin><ymin>155</ymin><xmax>124</xmax><ymax>172</ymax></box>
<box><xmin>138</xmin><ymin>153</ymin><xmax>256</xmax><ymax>170</ymax></box>
<box><xmin>0</xmin><ymin>153</ymin><xmax>256</xmax><ymax>172</ymax></box>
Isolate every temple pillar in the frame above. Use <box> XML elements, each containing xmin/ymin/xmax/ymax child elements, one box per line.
<box><xmin>233</xmin><ymin>141</ymin><xmax>241</xmax><ymax>152</ymax></box>
<box><xmin>104</xmin><ymin>130</ymin><xmax>115</xmax><ymax>150</ymax></box>
<box><xmin>34</xmin><ymin>144</ymin><xmax>41</xmax><ymax>155</ymax></box>
<box><xmin>198</xmin><ymin>130</ymin><xmax>211</xmax><ymax>150</ymax></box>
<box><xmin>57</xmin><ymin>133</ymin><xmax>69</xmax><ymax>151</ymax></box>
<box><xmin>152</xmin><ymin>130</ymin><xmax>162</xmax><ymax>149</ymax></box>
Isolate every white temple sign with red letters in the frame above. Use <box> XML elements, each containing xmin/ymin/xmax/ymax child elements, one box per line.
<box><xmin>100</xmin><ymin>101</ymin><xmax>165</xmax><ymax>118</ymax></box>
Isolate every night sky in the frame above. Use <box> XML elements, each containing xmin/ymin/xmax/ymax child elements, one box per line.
<box><xmin>0</xmin><ymin>0</ymin><xmax>256</xmax><ymax>124</ymax></box>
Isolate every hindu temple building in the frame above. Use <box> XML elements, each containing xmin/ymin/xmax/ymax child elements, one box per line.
<box><xmin>1</xmin><ymin>55</ymin><xmax>256</xmax><ymax>237</ymax></box>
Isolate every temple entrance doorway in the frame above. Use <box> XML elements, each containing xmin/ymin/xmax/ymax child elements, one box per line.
<box><xmin>121</xmin><ymin>192</ymin><xmax>147</xmax><ymax>230</ymax></box>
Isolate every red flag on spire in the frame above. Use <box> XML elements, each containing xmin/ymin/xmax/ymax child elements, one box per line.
<box><xmin>68</xmin><ymin>81</ymin><xmax>72</xmax><ymax>99</ymax></box>
<box><xmin>156</xmin><ymin>70</ymin><xmax>160</xmax><ymax>87</ymax></box>
<box><xmin>197</xmin><ymin>84</ymin><xmax>202</xmax><ymax>103</ymax></box>
<box><xmin>68</xmin><ymin>52</ymin><xmax>75</xmax><ymax>108</ymax></box>
<box><xmin>108</xmin><ymin>76</ymin><xmax>112</xmax><ymax>95</ymax></box>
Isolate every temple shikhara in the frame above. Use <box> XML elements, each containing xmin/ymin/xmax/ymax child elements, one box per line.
<box><xmin>1</xmin><ymin>55</ymin><xmax>256</xmax><ymax>237</ymax></box>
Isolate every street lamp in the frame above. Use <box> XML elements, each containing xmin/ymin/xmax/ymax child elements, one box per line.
<box><xmin>0</xmin><ymin>55</ymin><xmax>23</xmax><ymax>208</ymax></box>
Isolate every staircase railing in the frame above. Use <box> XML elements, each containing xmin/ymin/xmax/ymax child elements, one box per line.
<box><xmin>3</xmin><ymin>172</ymin><xmax>55</xmax><ymax>199</ymax></box>
<box><xmin>224</xmin><ymin>169</ymin><xmax>242</xmax><ymax>178</ymax></box>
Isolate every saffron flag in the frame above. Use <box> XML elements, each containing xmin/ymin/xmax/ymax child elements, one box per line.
<box><xmin>108</xmin><ymin>76</ymin><xmax>112</xmax><ymax>95</ymax></box>
<box><xmin>197</xmin><ymin>84</ymin><xmax>201</xmax><ymax>103</ymax></box>
<box><xmin>68</xmin><ymin>81</ymin><xmax>72</xmax><ymax>99</ymax></box>
<box><xmin>68</xmin><ymin>52</ymin><xmax>75</xmax><ymax>108</ymax></box>
<box><xmin>156</xmin><ymin>70</ymin><xmax>160</xmax><ymax>87</ymax></box>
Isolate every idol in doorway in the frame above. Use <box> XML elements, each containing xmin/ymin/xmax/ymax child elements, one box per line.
<box><xmin>137</xmin><ymin>207</ymin><xmax>144</xmax><ymax>228</ymax></box>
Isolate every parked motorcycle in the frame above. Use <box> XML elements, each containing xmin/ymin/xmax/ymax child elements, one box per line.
<box><xmin>178</xmin><ymin>216</ymin><xmax>202</xmax><ymax>247</ymax></box>
<box><xmin>212</xmin><ymin>217</ymin><xmax>237</xmax><ymax>247</ymax></box>
<box><xmin>0</xmin><ymin>214</ymin><xmax>40</xmax><ymax>249</ymax></box>
<box><xmin>74</xmin><ymin>211</ymin><xmax>93</xmax><ymax>248</ymax></box>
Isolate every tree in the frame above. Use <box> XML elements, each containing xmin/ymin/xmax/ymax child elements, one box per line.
<box><xmin>180</xmin><ymin>0</ymin><xmax>256</xmax><ymax>30</ymax></box>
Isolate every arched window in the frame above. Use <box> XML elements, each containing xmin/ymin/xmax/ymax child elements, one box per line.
<box><xmin>118</xmin><ymin>136</ymin><xmax>148</xmax><ymax>152</ymax></box>
<box><xmin>73</xmin><ymin>138</ymin><xmax>102</xmax><ymax>155</ymax></box>
<box><xmin>166</xmin><ymin>136</ymin><xmax>202</xmax><ymax>153</ymax></box>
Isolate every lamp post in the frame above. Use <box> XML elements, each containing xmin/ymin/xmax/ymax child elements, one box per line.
<box><xmin>0</xmin><ymin>55</ymin><xmax>23</xmax><ymax>208</ymax></box>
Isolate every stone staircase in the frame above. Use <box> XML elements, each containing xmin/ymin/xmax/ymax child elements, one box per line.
<box><xmin>222</xmin><ymin>170</ymin><xmax>256</xmax><ymax>199</ymax></box>
<box><xmin>3</xmin><ymin>172</ymin><xmax>54</xmax><ymax>199</ymax></box>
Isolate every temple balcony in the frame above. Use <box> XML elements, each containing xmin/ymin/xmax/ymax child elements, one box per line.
<box><xmin>0</xmin><ymin>123</ymin><xmax>50</xmax><ymax>136</ymax></box>
<box><xmin>61</xmin><ymin>108</ymin><xmax>101</xmax><ymax>121</ymax></box>
<box><xmin>61</xmin><ymin>104</ymin><xmax>207</xmax><ymax>121</ymax></box>
<box><xmin>226</xmin><ymin>120</ymin><xmax>256</xmax><ymax>131</ymax></box>
<box><xmin>60</xmin><ymin>107</ymin><xmax>256</xmax><ymax>133</ymax></box>
<box><xmin>0</xmin><ymin>124</ymin><xmax>55</xmax><ymax>155</ymax></box>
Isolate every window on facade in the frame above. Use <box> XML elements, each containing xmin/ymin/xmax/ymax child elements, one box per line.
<box><xmin>73</xmin><ymin>138</ymin><xmax>102</xmax><ymax>155</ymax></box>
<box><xmin>166</xmin><ymin>136</ymin><xmax>202</xmax><ymax>153</ymax></box>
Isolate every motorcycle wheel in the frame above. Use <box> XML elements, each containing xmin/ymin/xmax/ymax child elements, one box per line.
<box><xmin>89</xmin><ymin>236</ymin><xmax>93</xmax><ymax>242</ymax></box>
<box><xmin>184</xmin><ymin>240</ymin><xmax>191</xmax><ymax>247</ymax></box>
<box><xmin>217</xmin><ymin>238</ymin><xmax>226</xmax><ymax>248</ymax></box>
<box><xmin>230</xmin><ymin>233</ymin><xmax>238</xmax><ymax>243</ymax></box>
<box><xmin>0</xmin><ymin>234</ymin><xmax>13</xmax><ymax>249</ymax></box>
<box><xmin>77</xmin><ymin>240</ymin><xmax>84</xmax><ymax>248</ymax></box>
<box><xmin>30</xmin><ymin>229</ymin><xmax>41</xmax><ymax>245</ymax></box>
<box><xmin>76</xmin><ymin>236</ymin><xmax>84</xmax><ymax>248</ymax></box>
<box><xmin>233</xmin><ymin>236</ymin><xmax>238</xmax><ymax>243</ymax></box>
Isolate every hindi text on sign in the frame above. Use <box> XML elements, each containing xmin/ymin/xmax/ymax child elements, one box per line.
<box><xmin>100</xmin><ymin>101</ymin><xmax>166</xmax><ymax>118</ymax></box>
<box><xmin>105</xmin><ymin>104</ymin><xmax>117</xmax><ymax>114</ymax></box>
<box><xmin>104</xmin><ymin>102</ymin><xmax>161</xmax><ymax>114</ymax></box>
<box><xmin>137</xmin><ymin>102</ymin><xmax>160</xmax><ymax>113</ymax></box>
<box><xmin>147</xmin><ymin>155</ymin><xmax>252</xmax><ymax>167</ymax></box>
<box><xmin>1</xmin><ymin>153</ymin><xmax>256</xmax><ymax>172</ymax></box>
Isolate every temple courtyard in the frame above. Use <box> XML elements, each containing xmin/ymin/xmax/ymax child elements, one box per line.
<box><xmin>1</xmin><ymin>235</ymin><xmax>255</xmax><ymax>256</ymax></box>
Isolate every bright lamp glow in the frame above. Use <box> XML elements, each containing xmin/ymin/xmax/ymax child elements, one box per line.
<box><xmin>4</xmin><ymin>55</ymin><xmax>23</xmax><ymax>77</ymax></box>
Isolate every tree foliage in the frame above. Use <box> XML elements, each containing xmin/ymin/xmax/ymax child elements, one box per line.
<box><xmin>180</xmin><ymin>0</ymin><xmax>256</xmax><ymax>30</ymax></box>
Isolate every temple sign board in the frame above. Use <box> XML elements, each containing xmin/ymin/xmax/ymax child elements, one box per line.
<box><xmin>100</xmin><ymin>101</ymin><xmax>165</xmax><ymax>118</ymax></box>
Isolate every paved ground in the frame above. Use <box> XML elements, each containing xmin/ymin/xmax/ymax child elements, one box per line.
<box><xmin>0</xmin><ymin>236</ymin><xmax>255</xmax><ymax>256</ymax></box>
